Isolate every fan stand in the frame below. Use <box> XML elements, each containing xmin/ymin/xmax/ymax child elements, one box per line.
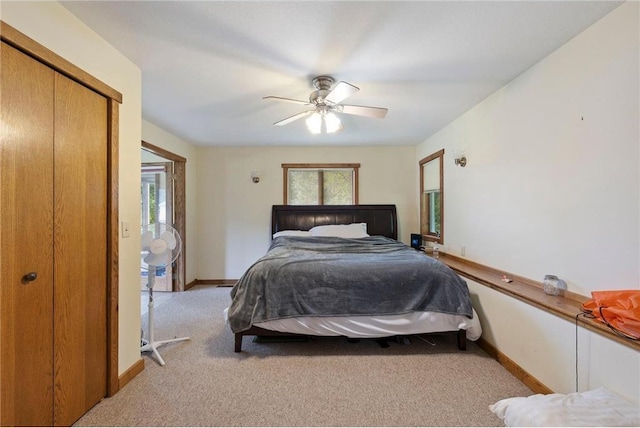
<box><xmin>140</xmin><ymin>268</ymin><xmax>190</xmax><ymax>366</ymax></box>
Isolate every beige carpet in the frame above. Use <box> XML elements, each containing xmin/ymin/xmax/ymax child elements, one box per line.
<box><xmin>75</xmin><ymin>285</ymin><xmax>532</xmax><ymax>427</ymax></box>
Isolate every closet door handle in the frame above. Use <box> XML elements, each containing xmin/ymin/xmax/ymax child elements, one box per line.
<box><xmin>22</xmin><ymin>272</ymin><xmax>37</xmax><ymax>283</ymax></box>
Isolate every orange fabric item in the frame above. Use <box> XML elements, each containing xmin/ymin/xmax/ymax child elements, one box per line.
<box><xmin>582</xmin><ymin>290</ymin><xmax>640</xmax><ymax>339</ymax></box>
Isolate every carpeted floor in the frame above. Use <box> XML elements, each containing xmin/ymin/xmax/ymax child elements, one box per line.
<box><xmin>74</xmin><ymin>285</ymin><xmax>532</xmax><ymax>427</ymax></box>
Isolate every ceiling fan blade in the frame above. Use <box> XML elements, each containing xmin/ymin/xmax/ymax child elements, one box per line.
<box><xmin>274</xmin><ymin>110</ymin><xmax>314</xmax><ymax>126</ymax></box>
<box><xmin>339</xmin><ymin>104</ymin><xmax>388</xmax><ymax>119</ymax></box>
<box><xmin>263</xmin><ymin>96</ymin><xmax>312</xmax><ymax>106</ymax></box>
<box><xmin>325</xmin><ymin>81</ymin><xmax>359</xmax><ymax>105</ymax></box>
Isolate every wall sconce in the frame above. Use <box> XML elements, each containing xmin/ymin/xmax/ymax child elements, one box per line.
<box><xmin>454</xmin><ymin>156</ymin><xmax>467</xmax><ymax>167</ymax></box>
<box><xmin>251</xmin><ymin>171</ymin><xmax>260</xmax><ymax>183</ymax></box>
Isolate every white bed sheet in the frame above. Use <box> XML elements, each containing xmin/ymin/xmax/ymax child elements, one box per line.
<box><xmin>225</xmin><ymin>308</ymin><xmax>482</xmax><ymax>341</ymax></box>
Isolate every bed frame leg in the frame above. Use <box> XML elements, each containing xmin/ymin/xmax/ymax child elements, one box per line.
<box><xmin>234</xmin><ymin>333</ymin><xmax>243</xmax><ymax>352</ymax></box>
<box><xmin>457</xmin><ymin>330</ymin><xmax>467</xmax><ymax>351</ymax></box>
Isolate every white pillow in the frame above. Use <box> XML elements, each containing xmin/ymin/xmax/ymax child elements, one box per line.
<box><xmin>489</xmin><ymin>387</ymin><xmax>639</xmax><ymax>427</ymax></box>
<box><xmin>309</xmin><ymin>223</ymin><xmax>369</xmax><ymax>238</ymax></box>
<box><xmin>272</xmin><ymin>230</ymin><xmax>312</xmax><ymax>238</ymax></box>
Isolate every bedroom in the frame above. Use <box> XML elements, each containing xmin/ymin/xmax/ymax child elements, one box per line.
<box><xmin>1</xmin><ymin>0</ymin><xmax>638</xmax><ymax>426</ymax></box>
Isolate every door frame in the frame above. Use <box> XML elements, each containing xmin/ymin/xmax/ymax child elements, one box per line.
<box><xmin>0</xmin><ymin>22</ymin><xmax>122</xmax><ymax>397</ymax></box>
<box><xmin>141</xmin><ymin>141</ymin><xmax>187</xmax><ymax>291</ymax></box>
<box><xmin>141</xmin><ymin>161</ymin><xmax>174</xmax><ymax>292</ymax></box>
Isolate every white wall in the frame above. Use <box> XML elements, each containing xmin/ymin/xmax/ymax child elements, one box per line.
<box><xmin>196</xmin><ymin>146</ymin><xmax>416</xmax><ymax>279</ymax></box>
<box><xmin>142</xmin><ymin>120</ymin><xmax>199</xmax><ymax>285</ymax></box>
<box><xmin>417</xmin><ymin>2</ymin><xmax>639</xmax><ymax>402</ymax></box>
<box><xmin>1</xmin><ymin>1</ymin><xmax>143</xmax><ymax>376</ymax></box>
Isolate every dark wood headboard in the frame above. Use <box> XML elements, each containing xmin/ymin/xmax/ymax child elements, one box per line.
<box><xmin>271</xmin><ymin>205</ymin><xmax>398</xmax><ymax>240</ymax></box>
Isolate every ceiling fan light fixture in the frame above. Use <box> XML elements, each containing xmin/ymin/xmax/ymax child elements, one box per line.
<box><xmin>305</xmin><ymin>110</ymin><xmax>342</xmax><ymax>135</ymax></box>
<box><xmin>324</xmin><ymin>111</ymin><xmax>342</xmax><ymax>133</ymax></box>
<box><xmin>306</xmin><ymin>112</ymin><xmax>322</xmax><ymax>134</ymax></box>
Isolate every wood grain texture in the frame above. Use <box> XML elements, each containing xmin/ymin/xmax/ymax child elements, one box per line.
<box><xmin>0</xmin><ymin>41</ymin><xmax>56</xmax><ymax>427</ymax></box>
<box><xmin>1</xmin><ymin>24</ymin><xmax>121</xmax><ymax>425</ymax></box>
<box><xmin>439</xmin><ymin>253</ymin><xmax>640</xmax><ymax>352</ymax></box>
<box><xmin>0</xmin><ymin>21</ymin><xmax>122</xmax><ymax>103</ymax></box>
<box><xmin>141</xmin><ymin>141</ymin><xmax>187</xmax><ymax>162</ymax></box>
<box><xmin>53</xmin><ymin>73</ymin><xmax>108</xmax><ymax>426</ymax></box>
<box><xmin>189</xmin><ymin>279</ymin><xmax>238</xmax><ymax>287</ymax></box>
<box><xmin>173</xmin><ymin>161</ymin><xmax>186</xmax><ymax>291</ymax></box>
<box><xmin>117</xmin><ymin>358</ymin><xmax>144</xmax><ymax>390</ymax></box>
<box><xmin>107</xmin><ymin>99</ymin><xmax>120</xmax><ymax>397</ymax></box>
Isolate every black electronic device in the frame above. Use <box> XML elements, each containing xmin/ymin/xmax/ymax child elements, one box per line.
<box><xmin>410</xmin><ymin>233</ymin><xmax>421</xmax><ymax>250</ymax></box>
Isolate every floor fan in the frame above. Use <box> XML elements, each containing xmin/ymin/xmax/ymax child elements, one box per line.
<box><xmin>140</xmin><ymin>223</ymin><xmax>189</xmax><ymax>366</ymax></box>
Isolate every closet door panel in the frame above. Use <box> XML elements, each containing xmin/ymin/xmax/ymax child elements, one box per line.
<box><xmin>53</xmin><ymin>73</ymin><xmax>108</xmax><ymax>426</ymax></box>
<box><xmin>0</xmin><ymin>42</ymin><xmax>55</xmax><ymax>427</ymax></box>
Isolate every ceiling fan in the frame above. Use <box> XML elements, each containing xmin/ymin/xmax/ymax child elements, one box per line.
<box><xmin>263</xmin><ymin>76</ymin><xmax>388</xmax><ymax>134</ymax></box>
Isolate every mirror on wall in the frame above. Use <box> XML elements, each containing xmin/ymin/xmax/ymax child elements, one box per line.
<box><xmin>420</xmin><ymin>149</ymin><xmax>444</xmax><ymax>244</ymax></box>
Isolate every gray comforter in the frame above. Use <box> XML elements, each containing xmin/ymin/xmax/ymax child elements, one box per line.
<box><xmin>227</xmin><ymin>236</ymin><xmax>472</xmax><ymax>333</ymax></box>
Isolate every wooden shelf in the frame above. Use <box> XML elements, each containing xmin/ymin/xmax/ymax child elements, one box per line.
<box><xmin>437</xmin><ymin>253</ymin><xmax>640</xmax><ymax>352</ymax></box>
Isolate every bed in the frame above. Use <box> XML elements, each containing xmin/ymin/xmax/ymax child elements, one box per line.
<box><xmin>226</xmin><ymin>204</ymin><xmax>481</xmax><ymax>352</ymax></box>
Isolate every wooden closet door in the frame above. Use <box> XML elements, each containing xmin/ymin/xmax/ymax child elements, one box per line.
<box><xmin>0</xmin><ymin>43</ymin><xmax>55</xmax><ymax>426</ymax></box>
<box><xmin>53</xmin><ymin>73</ymin><xmax>108</xmax><ymax>426</ymax></box>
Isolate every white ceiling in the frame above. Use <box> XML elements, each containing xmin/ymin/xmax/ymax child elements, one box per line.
<box><xmin>61</xmin><ymin>1</ymin><xmax>622</xmax><ymax>147</ymax></box>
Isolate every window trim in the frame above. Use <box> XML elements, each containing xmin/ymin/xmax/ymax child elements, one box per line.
<box><xmin>282</xmin><ymin>163</ymin><xmax>360</xmax><ymax>205</ymax></box>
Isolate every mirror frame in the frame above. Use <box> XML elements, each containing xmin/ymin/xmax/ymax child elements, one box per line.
<box><xmin>419</xmin><ymin>149</ymin><xmax>444</xmax><ymax>245</ymax></box>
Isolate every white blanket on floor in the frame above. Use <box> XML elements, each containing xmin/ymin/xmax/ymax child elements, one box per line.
<box><xmin>490</xmin><ymin>387</ymin><xmax>639</xmax><ymax>427</ymax></box>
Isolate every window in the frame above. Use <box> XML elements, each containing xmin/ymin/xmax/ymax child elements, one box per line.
<box><xmin>140</xmin><ymin>164</ymin><xmax>169</xmax><ymax>226</ymax></box>
<box><xmin>420</xmin><ymin>149</ymin><xmax>444</xmax><ymax>244</ymax></box>
<box><xmin>282</xmin><ymin>163</ymin><xmax>360</xmax><ymax>205</ymax></box>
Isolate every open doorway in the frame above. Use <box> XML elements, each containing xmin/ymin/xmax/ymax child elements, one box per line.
<box><xmin>141</xmin><ymin>141</ymin><xmax>186</xmax><ymax>293</ymax></box>
<box><xmin>141</xmin><ymin>162</ymin><xmax>173</xmax><ymax>292</ymax></box>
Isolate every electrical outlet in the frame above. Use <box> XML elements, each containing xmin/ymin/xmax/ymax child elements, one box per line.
<box><xmin>122</xmin><ymin>221</ymin><xmax>130</xmax><ymax>238</ymax></box>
